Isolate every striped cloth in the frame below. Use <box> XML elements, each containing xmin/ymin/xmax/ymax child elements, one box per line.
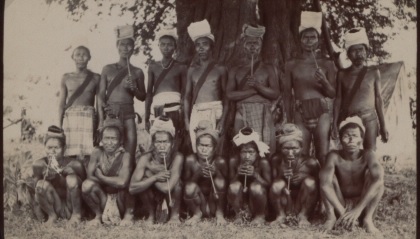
<box><xmin>63</xmin><ymin>106</ymin><xmax>95</xmax><ymax>159</ymax></box>
<box><xmin>234</xmin><ymin>102</ymin><xmax>276</xmax><ymax>154</ymax></box>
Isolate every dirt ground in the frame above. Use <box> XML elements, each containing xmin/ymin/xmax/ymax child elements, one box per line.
<box><xmin>3</xmin><ymin>141</ymin><xmax>417</xmax><ymax>239</ymax></box>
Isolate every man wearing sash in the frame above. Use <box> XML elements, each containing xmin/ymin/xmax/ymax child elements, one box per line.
<box><xmin>270</xmin><ymin>124</ymin><xmax>319</xmax><ymax>227</ymax></box>
<box><xmin>58</xmin><ymin>46</ymin><xmax>100</xmax><ymax>166</ymax></box>
<box><xmin>184</xmin><ymin>19</ymin><xmax>229</xmax><ymax>154</ymax></box>
<box><xmin>145</xmin><ymin>27</ymin><xmax>187</xmax><ymax>133</ymax></box>
<box><xmin>82</xmin><ymin>119</ymin><xmax>133</xmax><ymax>226</ymax></box>
<box><xmin>32</xmin><ymin>126</ymin><xmax>85</xmax><ymax>226</ymax></box>
<box><xmin>283</xmin><ymin>11</ymin><xmax>336</xmax><ymax>165</ymax></box>
<box><xmin>183</xmin><ymin>120</ymin><xmax>228</xmax><ymax>225</ymax></box>
<box><xmin>226</xmin><ymin>24</ymin><xmax>280</xmax><ymax>155</ymax></box>
<box><xmin>129</xmin><ymin>117</ymin><xmax>184</xmax><ymax>225</ymax></box>
<box><xmin>227</xmin><ymin>127</ymin><xmax>271</xmax><ymax>225</ymax></box>
<box><xmin>98</xmin><ymin>25</ymin><xmax>146</xmax><ymax>164</ymax></box>
<box><xmin>332</xmin><ymin>28</ymin><xmax>388</xmax><ymax>151</ymax></box>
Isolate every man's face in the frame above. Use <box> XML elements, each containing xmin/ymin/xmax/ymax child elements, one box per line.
<box><xmin>195</xmin><ymin>37</ymin><xmax>212</xmax><ymax>60</ymax></box>
<box><xmin>45</xmin><ymin>138</ymin><xmax>64</xmax><ymax>159</ymax></box>
<box><xmin>196</xmin><ymin>135</ymin><xmax>215</xmax><ymax>159</ymax></box>
<box><xmin>72</xmin><ymin>48</ymin><xmax>90</xmax><ymax>69</ymax></box>
<box><xmin>243</xmin><ymin>36</ymin><xmax>262</xmax><ymax>58</ymax></box>
<box><xmin>240</xmin><ymin>143</ymin><xmax>258</xmax><ymax>165</ymax></box>
<box><xmin>101</xmin><ymin>128</ymin><xmax>121</xmax><ymax>154</ymax></box>
<box><xmin>153</xmin><ymin>132</ymin><xmax>172</xmax><ymax>158</ymax></box>
<box><xmin>159</xmin><ymin>37</ymin><xmax>176</xmax><ymax>58</ymax></box>
<box><xmin>117</xmin><ymin>39</ymin><xmax>134</xmax><ymax>59</ymax></box>
<box><xmin>347</xmin><ymin>44</ymin><xmax>367</xmax><ymax>66</ymax></box>
<box><xmin>280</xmin><ymin>140</ymin><xmax>302</xmax><ymax>160</ymax></box>
<box><xmin>341</xmin><ymin>127</ymin><xmax>363</xmax><ymax>152</ymax></box>
<box><xmin>300</xmin><ymin>29</ymin><xmax>319</xmax><ymax>52</ymax></box>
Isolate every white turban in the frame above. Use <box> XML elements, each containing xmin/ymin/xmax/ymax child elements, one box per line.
<box><xmin>115</xmin><ymin>25</ymin><xmax>135</xmax><ymax>41</ymax></box>
<box><xmin>233</xmin><ymin>127</ymin><xmax>270</xmax><ymax>157</ymax></box>
<box><xmin>241</xmin><ymin>24</ymin><xmax>266</xmax><ymax>39</ymax></box>
<box><xmin>187</xmin><ymin>19</ymin><xmax>215</xmax><ymax>42</ymax></box>
<box><xmin>150</xmin><ymin>117</ymin><xmax>176</xmax><ymax>138</ymax></box>
<box><xmin>156</xmin><ymin>27</ymin><xmax>178</xmax><ymax>41</ymax></box>
<box><xmin>277</xmin><ymin>123</ymin><xmax>303</xmax><ymax>146</ymax></box>
<box><xmin>299</xmin><ymin>11</ymin><xmax>322</xmax><ymax>35</ymax></box>
<box><xmin>339</xmin><ymin>116</ymin><xmax>365</xmax><ymax>133</ymax></box>
<box><xmin>344</xmin><ymin>27</ymin><xmax>369</xmax><ymax>51</ymax></box>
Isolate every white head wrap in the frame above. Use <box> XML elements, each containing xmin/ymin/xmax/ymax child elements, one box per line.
<box><xmin>156</xmin><ymin>27</ymin><xmax>178</xmax><ymax>41</ymax></box>
<box><xmin>150</xmin><ymin>117</ymin><xmax>176</xmax><ymax>138</ymax></box>
<box><xmin>115</xmin><ymin>25</ymin><xmax>135</xmax><ymax>41</ymax></box>
<box><xmin>241</xmin><ymin>24</ymin><xmax>266</xmax><ymax>39</ymax></box>
<box><xmin>299</xmin><ymin>11</ymin><xmax>322</xmax><ymax>35</ymax></box>
<box><xmin>277</xmin><ymin>123</ymin><xmax>303</xmax><ymax>146</ymax></box>
<box><xmin>344</xmin><ymin>27</ymin><xmax>369</xmax><ymax>51</ymax></box>
<box><xmin>233</xmin><ymin>127</ymin><xmax>270</xmax><ymax>157</ymax></box>
<box><xmin>187</xmin><ymin>19</ymin><xmax>215</xmax><ymax>42</ymax></box>
<box><xmin>339</xmin><ymin>116</ymin><xmax>365</xmax><ymax>133</ymax></box>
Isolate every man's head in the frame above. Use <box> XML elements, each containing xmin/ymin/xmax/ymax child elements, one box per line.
<box><xmin>71</xmin><ymin>46</ymin><xmax>91</xmax><ymax>69</ymax></box>
<box><xmin>239</xmin><ymin>141</ymin><xmax>259</xmax><ymax>165</ymax></box>
<box><xmin>44</xmin><ymin>125</ymin><xmax>66</xmax><ymax>158</ymax></box>
<box><xmin>233</xmin><ymin>127</ymin><xmax>270</xmax><ymax>161</ymax></box>
<box><xmin>344</xmin><ymin>28</ymin><xmax>369</xmax><ymax>66</ymax></box>
<box><xmin>115</xmin><ymin>25</ymin><xmax>135</xmax><ymax>59</ymax></box>
<box><xmin>188</xmin><ymin>19</ymin><xmax>215</xmax><ymax>61</ymax></box>
<box><xmin>339</xmin><ymin>116</ymin><xmax>365</xmax><ymax>152</ymax></box>
<box><xmin>101</xmin><ymin>118</ymin><xmax>124</xmax><ymax>154</ymax></box>
<box><xmin>157</xmin><ymin>27</ymin><xmax>178</xmax><ymax>58</ymax></box>
<box><xmin>277</xmin><ymin>123</ymin><xmax>303</xmax><ymax>160</ymax></box>
<box><xmin>241</xmin><ymin>24</ymin><xmax>265</xmax><ymax>58</ymax></box>
<box><xmin>299</xmin><ymin>11</ymin><xmax>322</xmax><ymax>52</ymax></box>
<box><xmin>195</xmin><ymin>120</ymin><xmax>219</xmax><ymax>159</ymax></box>
<box><xmin>150</xmin><ymin>116</ymin><xmax>175</xmax><ymax>158</ymax></box>
<box><xmin>194</xmin><ymin>37</ymin><xmax>214</xmax><ymax>61</ymax></box>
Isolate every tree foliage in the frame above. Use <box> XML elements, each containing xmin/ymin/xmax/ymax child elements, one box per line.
<box><xmin>48</xmin><ymin>0</ymin><xmax>416</xmax><ymax>64</ymax></box>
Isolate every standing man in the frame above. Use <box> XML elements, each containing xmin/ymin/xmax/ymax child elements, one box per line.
<box><xmin>283</xmin><ymin>11</ymin><xmax>336</xmax><ymax>165</ymax></box>
<box><xmin>32</xmin><ymin>126</ymin><xmax>85</xmax><ymax>226</ymax></box>
<box><xmin>58</xmin><ymin>46</ymin><xmax>100</xmax><ymax>166</ymax></box>
<box><xmin>82</xmin><ymin>118</ymin><xmax>134</xmax><ymax>226</ymax></box>
<box><xmin>184</xmin><ymin>19</ymin><xmax>229</xmax><ymax>154</ymax></box>
<box><xmin>227</xmin><ymin>127</ymin><xmax>271</xmax><ymax>225</ymax></box>
<box><xmin>98</xmin><ymin>25</ymin><xmax>146</xmax><ymax>163</ymax></box>
<box><xmin>270</xmin><ymin>124</ymin><xmax>319</xmax><ymax>227</ymax></box>
<box><xmin>332</xmin><ymin>27</ymin><xmax>388</xmax><ymax>150</ymax></box>
<box><xmin>129</xmin><ymin>117</ymin><xmax>184</xmax><ymax>225</ymax></box>
<box><xmin>320</xmin><ymin>116</ymin><xmax>384</xmax><ymax>233</ymax></box>
<box><xmin>227</xmin><ymin>24</ymin><xmax>280</xmax><ymax>155</ymax></box>
<box><xmin>183</xmin><ymin>120</ymin><xmax>228</xmax><ymax>225</ymax></box>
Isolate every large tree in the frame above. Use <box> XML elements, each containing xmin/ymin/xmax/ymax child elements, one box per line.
<box><xmin>49</xmin><ymin>0</ymin><xmax>415</xmax><ymax>71</ymax></box>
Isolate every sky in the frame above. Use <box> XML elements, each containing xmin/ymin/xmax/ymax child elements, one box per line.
<box><xmin>3</xmin><ymin>0</ymin><xmax>417</xmax><ymax>140</ymax></box>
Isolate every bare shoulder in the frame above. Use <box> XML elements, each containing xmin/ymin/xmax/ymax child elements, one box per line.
<box><xmin>102</xmin><ymin>64</ymin><xmax>116</xmax><ymax>74</ymax></box>
<box><xmin>131</xmin><ymin>65</ymin><xmax>144</xmax><ymax>74</ymax></box>
<box><xmin>305</xmin><ymin>157</ymin><xmax>319</xmax><ymax>167</ymax></box>
<box><xmin>185</xmin><ymin>154</ymin><xmax>198</xmax><ymax>164</ymax></box>
<box><xmin>260</xmin><ymin>158</ymin><xmax>271</xmax><ymax>168</ymax></box>
<box><xmin>326</xmin><ymin>150</ymin><xmax>341</xmax><ymax>163</ymax></box>
<box><xmin>174</xmin><ymin>152</ymin><xmax>185</xmax><ymax>161</ymax></box>
<box><xmin>214</xmin><ymin>156</ymin><xmax>227</xmax><ymax>166</ymax></box>
<box><xmin>137</xmin><ymin>151</ymin><xmax>152</xmax><ymax>165</ymax></box>
<box><xmin>148</xmin><ymin>61</ymin><xmax>159</xmax><ymax>71</ymax></box>
<box><xmin>92</xmin><ymin>73</ymin><xmax>101</xmax><ymax>84</ymax></box>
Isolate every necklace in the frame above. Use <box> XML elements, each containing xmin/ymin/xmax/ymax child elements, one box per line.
<box><xmin>161</xmin><ymin>59</ymin><xmax>174</xmax><ymax>70</ymax></box>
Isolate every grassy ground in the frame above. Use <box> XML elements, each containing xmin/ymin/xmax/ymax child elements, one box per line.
<box><xmin>3</xmin><ymin>141</ymin><xmax>417</xmax><ymax>239</ymax></box>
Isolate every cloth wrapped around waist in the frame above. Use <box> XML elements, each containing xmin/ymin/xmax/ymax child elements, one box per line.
<box><xmin>152</xmin><ymin>92</ymin><xmax>182</xmax><ymax>116</ymax></box>
<box><xmin>295</xmin><ymin>98</ymin><xmax>329</xmax><ymax>129</ymax></box>
<box><xmin>102</xmin><ymin>193</ymin><xmax>121</xmax><ymax>225</ymax></box>
<box><xmin>104</xmin><ymin>102</ymin><xmax>135</xmax><ymax>120</ymax></box>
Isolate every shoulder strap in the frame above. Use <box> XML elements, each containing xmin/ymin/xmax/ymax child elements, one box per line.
<box><xmin>64</xmin><ymin>71</ymin><xmax>93</xmax><ymax>110</ymax></box>
<box><xmin>105</xmin><ymin>67</ymin><xmax>129</xmax><ymax>102</ymax></box>
<box><xmin>238</xmin><ymin>61</ymin><xmax>261</xmax><ymax>90</ymax></box>
<box><xmin>340</xmin><ymin>66</ymin><xmax>368</xmax><ymax>117</ymax></box>
<box><xmin>153</xmin><ymin>60</ymin><xmax>176</xmax><ymax>96</ymax></box>
<box><xmin>191</xmin><ymin>61</ymin><xmax>217</xmax><ymax>104</ymax></box>
<box><xmin>106</xmin><ymin>152</ymin><xmax>125</xmax><ymax>176</ymax></box>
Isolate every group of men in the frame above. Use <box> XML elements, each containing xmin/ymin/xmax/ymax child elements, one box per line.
<box><xmin>32</xmin><ymin>10</ymin><xmax>388</xmax><ymax>233</ymax></box>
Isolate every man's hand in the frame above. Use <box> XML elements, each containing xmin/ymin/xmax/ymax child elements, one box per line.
<box><xmin>291</xmin><ymin>172</ymin><xmax>306</xmax><ymax>185</ymax></box>
<box><xmin>380</xmin><ymin>128</ymin><xmax>389</xmax><ymax>143</ymax></box>
<box><xmin>146</xmin><ymin>162</ymin><xmax>165</xmax><ymax>174</ymax></box>
<box><xmin>125</xmin><ymin>76</ymin><xmax>138</xmax><ymax>92</ymax></box>
<box><xmin>239</xmin><ymin>164</ymin><xmax>254</xmax><ymax>176</ymax></box>
<box><xmin>154</xmin><ymin>171</ymin><xmax>171</xmax><ymax>182</ymax></box>
<box><xmin>282</xmin><ymin>168</ymin><xmax>293</xmax><ymax>179</ymax></box>
<box><xmin>314</xmin><ymin>68</ymin><xmax>328</xmax><ymax>86</ymax></box>
<box><xmin>202</xmin><ymin>164</ymin><xmax>216</xmax><ymax>178</ymax></box>
<box><xmin>94</xmin><ymin>167</ymin><xmax>104</xmax><ymax>179</ymax></box>
<box><xmin>246</xmin><ymin>76</ymin><xmax>259</xmax><ymax>88</ymax></box>
<box><xmin>336</xmin><ymin>207</ymin><xmax>363</xmax><ymax>230</ymax></box>
<box><xmin>62</xmin><ymin>166</ymin><xmax>75</xmax><ymax>176</ymax></box>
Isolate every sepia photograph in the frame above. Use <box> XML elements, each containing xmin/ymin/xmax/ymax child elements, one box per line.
<box><xmin>3</xmin><ymin>0</ymin><xmax>416</xmax><ymax>238</ymax></box>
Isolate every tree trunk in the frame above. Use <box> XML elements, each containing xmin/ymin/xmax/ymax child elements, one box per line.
<box><xmin>176</xmin><ymin>0</ymin><xmax>302</xmax><ymax>73</ymax></box>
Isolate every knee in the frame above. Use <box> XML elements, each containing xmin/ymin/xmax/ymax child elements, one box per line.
<box><xmin>250</xmin><ymin>182</ymin><xmax>265</xmax><ymax>196</ymax></box>
<box><xmin>214</xmin><ymin>178</ymin><xmax>226</xmax><ymax>191</ymax></box>
<box><xmin>271</xmin><ymin>180</ymin><xmax>286</xmax><ymax>195</ymax></box>
<box><xmin>35</xmin><ymin>180</ymin><xmax>51</xmax><ymax>195</ymax></box>
<box><xmin>66</xmin><ymin>174</ymin><xmax>80</xmax><ymax>189</ymax></box>
<box><xmin>303</xmin><ymin>177</ymin><xmax>317</xmax><ymax>192</ymax></box>
<box><xmin>184</xmin><ymin>182</ymin><xmax>198</xmax><ymax>197</ymax></box>
<box><xmin>81</xmin><ymin>179</ymin><xmax>95</xmax><ymax>194</ymax></box>
<box><xmin>228</xmin><ymin>182</ymin><xmax>242</xmax><ymax>195</ymax></box>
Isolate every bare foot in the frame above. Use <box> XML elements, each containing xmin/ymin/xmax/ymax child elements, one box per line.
<box><xmin>363</xmin><ymin>220</ymin><xmax>380</xmax><ymax>234</ymax></box>
<box><xmin>43</xmin><ymin>216</ymin><xmax>58</xmax><ymax>226</ymax></box>
<box><xmin>68</xmin><ymin>216</ymin><xmax>81</xmax><ymax>227</ymax></box>
<box><xmin>86</xmin><ymin>218</ymin><xmax>102</xmax><ymax>227</ymax></box>
<box><xmin>298</xmin><ymin>217</ymin><xmax>311</xmax><ymax>228</ymax></box>
<box><xmin>271</xmin><ymin>216</ymin><xmax>287</xmax><ymax>228</ymax></box>
<box><xmin>167</xmin><ymin>217</ymin><xmax>181</xmax><ymax>226</ymax></box>
<box><xmin>215</xmin><ymin>215</ymin><xmax>227</xmax><ymax>226</ymax></box>
<box><xmin>322</xmin><ymin>219</ymin><xmax>336</xmax><ymax>232</ymax></box>
<box><xmin>250</xmin><ymin>216</ymin><xmax>265</xmax><ymax>226</ymax></box>
<box><xmin>120</xmin><ymin>218</ymin><xmax>134</xmax><ymax>227</ymax></box>
<box><xmin>185</xmin><ymin>214</ymin><xmax>202</xmax><ymax>225</ymax></box>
